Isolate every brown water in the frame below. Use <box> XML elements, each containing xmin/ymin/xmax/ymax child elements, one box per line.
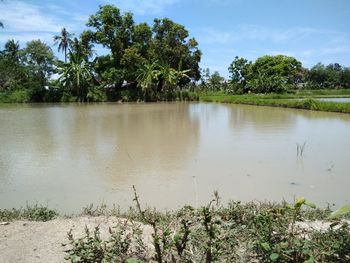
<box><xmin>0</xmin><ymin>102</ymin><xmax>349</xmax><ymax>213</ymax></box>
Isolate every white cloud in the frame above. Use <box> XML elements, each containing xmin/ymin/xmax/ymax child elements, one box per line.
<box><xmin>104</xmin><ymin>0</ymin><xmax>180</xmax><ymax>15</ymax></box>
<box><xmin>0</xmin><ymin>32</ymin><xmax>54</xmax><ymax>44</ymax></box>
<box><xmin>1</xmin><ymin>1</ymin><xmax>61</xmax><ymax>32</ymax></box>
<box><xmin>0</xmin><ymin>0</ymin><xmax>88</xmax><ymax>46</ymax></box>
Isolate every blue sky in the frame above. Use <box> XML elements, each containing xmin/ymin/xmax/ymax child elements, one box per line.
<box><xmin>1</xmin><ymin>0</ymin><xmax>350</xmax><ymax>78</ymax></box>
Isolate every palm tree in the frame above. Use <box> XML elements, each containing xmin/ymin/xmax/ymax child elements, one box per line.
<box><xmin>57</xmin><ymin>52</ymin><xmax>94</xmax><ymax>102</ymax></box>
<box><xmin>53</xmin><ymin>27</ymin><xmax>74</xmax><ymax>63</ymax></box>
<box><xmin>4</xmin><ymin>39</ymin><xmax>20</xmax><ymax>62</ymax></box>
<box><xmin>136</xmin><ymin>61</ymin><xmax>160</xmax><ymax>101</ymax></box>
<box><xmin>70</xmin><ymin>37</ymin><xmax>94</xmax><ymax>61</ymax></box>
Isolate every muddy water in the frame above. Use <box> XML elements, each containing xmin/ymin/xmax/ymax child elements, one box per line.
<box><xmin>0</xmin><ymin>103</ymin><xmax>349</xmax><ymax>213</ymax></box>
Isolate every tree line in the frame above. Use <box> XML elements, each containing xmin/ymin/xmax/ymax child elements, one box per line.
<box><xmin>226</xmin><ymin>55</ymin><xmax>350</xmax><ymax>94</ymax></box>
<box><xmin>0</xmin><ymin>4</ymin><xmax>201</xmax><ymax>102</ymax></box>
<box><xmin>1</xmin><ymin>4</ymin><xmax>350</xmax><ymax>103</ymax></box>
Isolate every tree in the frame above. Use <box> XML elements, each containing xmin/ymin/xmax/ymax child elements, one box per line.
<box><xmin>57</xmin><ymin>52</ymin><xmax>94</xmax><ymax>102</ymax></box>
<box><xmin>251</xmin><ymin>55</ymin><xmax>302</xmax><ymax>86</ymax></box>
<box><xmin>3</xmin><ymin>39</ymin><xmax>21</xmax><ymax>63</ymax></box>
<box><xmin>53</xmin><ymin>27</ymin><xmax>74</xmax><ymax>63</ymax></box>
<box><xmin>136</xmin><ymin>61</ymin><xmax>160</xmax><ymax>101</ymax></box>
<box><xmin>151</xmin><ymin>18</ymin><xmax>201</xmax><ymax>82</ymax></box>
<box><xmin>0</xmin><ymin>40</ymin><xmax>27</xmax><ymax>91</ymax></box>
<box><xmin>24</xmin><ymin>40</ymin><xmax>55</xmax><ymax>87</ymax></box>
<box><xmin>228</xmin><ymin>56</ymin><xmax>251</xmax><ymax>85</ymax></box>
<box><xmin>158</xmin><ymin>64</ymin><xmax>190</xmax><ymax>92</ymax></box>
<box><xmin>209</xmin><ymin>71</ymin><xmax>225</xmax><ymax>90</ymax></box>
<box><xmin>70</xmin><ymin>36</ymin><xmax>94</xmax><ymax>61</ymax></box>
<box><xmin>133</xmin><ymin>22</ymin><xmax>152</xmax><ymax>58</ymax></box>
<box><xmin>86</xmin><ymin>5</ymin><xmax>134</xmax><ymax>67</ymax></box>
<box><xmin>227</xmin><ymin>55</ymin><xmax>303</xmax><ymax>93</ymax></box>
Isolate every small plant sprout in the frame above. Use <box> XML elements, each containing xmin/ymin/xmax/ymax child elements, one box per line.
<box><xmin>296</xmin><ymin>141</ymin><xmax>307</xmax><ymax>157</ymax></box>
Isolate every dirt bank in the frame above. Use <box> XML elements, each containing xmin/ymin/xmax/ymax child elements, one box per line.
<box><xmin>0</xmin><ymin>216</ymin><xmax>151</xmax><ymax>263</ymax></box>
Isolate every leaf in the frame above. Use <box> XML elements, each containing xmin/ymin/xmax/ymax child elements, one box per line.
<box><xmin>304</xmin><ymin>200</ymin><xmax>316</xmax><ymax>209</ymax></box>
<box><xmin>260</xmin><ymin>242</ymin><xmax>271</xmax><ymax>251</ymax></box>
<box><xmin>127</xmin><ymin>259</ymin><xmax>141</xmax><ymax>263</ymax></box>
<box><xmin>295</xmin><ymin>197</ymin><xmax>306</xmax><ymax>207</ymax></box>
<box><xmin>328</xmin><ymin>204</ymin><xmax>350</xmax><ymax>219</ymax></box>
<box><xmin>304</xmin><ymin>256</ymin><xmax>314</xmax><ymax>263</ymax></box>
<box><xmin>270</xmin><ymin>253</ymin><xmax>279</xmax><ymax>261</ymax></box>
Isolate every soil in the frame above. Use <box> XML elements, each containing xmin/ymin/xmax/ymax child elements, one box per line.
<box><xmin>0</xmin><ymin>217</ymin><xmax>348</xmax><ymax>263</ymax></box>
<box><xmin>0</xmin><ymin>216</ymin><xmax>152</xmax><ymax>263</ymax></box>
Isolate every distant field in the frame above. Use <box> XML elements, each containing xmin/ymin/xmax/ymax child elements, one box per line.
<box><xmin>199</xmin><ymin>90</ymin><xmax>350</xmax><ymax>113</ymax></box>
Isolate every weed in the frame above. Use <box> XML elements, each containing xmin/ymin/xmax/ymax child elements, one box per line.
<box><xmin>296</xmin><ymin>142</ymin><xmax>306</xmax><ymax>157</ymax></box>
<box><xmin>63</xmin><ymin>194</ymin><xmax>350</xmax><ymax>263</ymax></box>
<box><xmin>0</xmin><ymin>204</ymin><xmax>57</xmax><ymax>221</ymax></box>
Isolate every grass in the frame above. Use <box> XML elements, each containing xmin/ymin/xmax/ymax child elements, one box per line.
<box><xmin>1</xmin><ymin>197</ymin><xmax>350</xmax><ymax>262</ymax></box>
<box><xmin>199</xmin><ymin>91</ymin><xmax>350</xmax><ymax>113</ymax></box>
<box><xmin>0</xmin><ymin>90</ymin><xmax>31</xmax><ymax>103</ymax></box>
<box><xmin>64</xmin><ymin>194</ymin><xmax>350</xmax><ymax>263</ymax></box>
<box><xmin>0</xmin><ymin>204</ymin><xmax>58</xmax><ymax>222</ymax></box>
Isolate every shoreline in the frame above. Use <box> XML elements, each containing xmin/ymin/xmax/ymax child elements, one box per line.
<box><xmin>199</xmin><ymin>93</ymin><xmax>350</xmax><ymax>114</ymax></box>
<box><xmin>1</xmin><ymin>200</ymin><xmax>349</xmax><ymax>262</ymax></box>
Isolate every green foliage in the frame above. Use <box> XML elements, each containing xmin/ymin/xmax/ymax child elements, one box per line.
<box><xmin>0</xmin><ymin>204</ymin><xmax>58</xmax><ymax>221</ymax></box>
<box><xmin>329</xmin><ymin>204</ymin><xmax>350</xmax><ymax>219</ymax></box>
<box><xmin>64</xmin><ymin>222</ymin><xmax>148</xmax><ymax>263</ymax></box>
<box><xmin>0</xmin><ymin>90</ymin><xmax>30</xmax><ymax>103</ymax></box>
<box><xmin>307</xmin><ymin>62</ymin><xmax>350</xmax><ymax>89</ymax></box>
<box><xmin>87</xmin><ymin>86</ymin><xmax>107</xmax><ymax>102</ymax></box>
<box><xmin>199</xmin><ymin>68</ymin><xmax>226</xmax><ymax>91</ymax></box>
<box><xmin>251</xmin><ymin>198</ymin><xmax>349</xmax><ymax>263</ymax></box>
<box><xmin>24</xmin><ymin>39</ymin><xmax>55</xmax><ymax>86</ymax></box>
<box><xmin>3</xmin><ymin>4</ymin><xmax>350</xmax><ymax>102</ymax></box>
<box><xmin>64</xmin><ymin>195</ymin><xmax>350</xmax><ymax>263</ymax></box>
<box><xmin>151</xmin><ymin>18</ymin><xmax>201</xmax><ymax>82</ymax></box>
<box><xmin>228</xmin><ymin>56</ymin><xmax>252</xmax><ymax>93</ymax></box>
<box><xmin>53</xmin><ymin>27</ymin><xmax>74</xmax><ymax>63</ymax></box>
<box><xmin>57</xmin><ymin>52</ymin><xmax>95</xmax><ymax>102</ymax></box>
<box><xmin>0</xmin><ymin>4</ymin><xmax>201</xmax><ymax>103</ymax></box>
<box><xmin>199</xmin><ymin>92</ymin><xmax>350</xmax><ymax>113</ymax></box>
<box><xmin>228</xmin><ymin>55</ymin><xmax>302</xmax><ymax>94</ymax></box>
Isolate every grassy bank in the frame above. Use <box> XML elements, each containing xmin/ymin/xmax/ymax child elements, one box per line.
<box><xmin>1</xmin><ymin>196</ymin><xmax>350</xmax><ymax>262</ymax></box>
<box><xmin>199</xmin><ymin>91</ymin><xmax>350</xmax><ymax>114</ymax></box>
<box><xmin>0</xmin><ymin>89</ymin><xmax>200</xmax><ymax>104</ymax></box>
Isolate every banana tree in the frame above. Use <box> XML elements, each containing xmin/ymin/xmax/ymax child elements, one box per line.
<box><xmin>136</xmin><ymin>61</ymin><xmax>160</xmax><ymax>101</ymax></box>
<box><xmin>159</xmin><ymin>64</ymin><xmax>190</xmax><ymax>92</ymax></box>
<box><xmin>57</xmin><ymin>52</ymin><xmax>94</xmax><ymax>102</ymax></box>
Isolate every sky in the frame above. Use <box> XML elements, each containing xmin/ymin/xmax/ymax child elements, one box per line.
<box><xmin>1</xmin><ymin>0</ymin><xmax>350</xmax><ymax>78</ymax></box>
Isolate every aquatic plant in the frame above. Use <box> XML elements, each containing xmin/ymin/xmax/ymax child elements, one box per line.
<box><xmin>296</xmin><ymin>142</ymin><xmax>307</xmax><ymax>157</ymax></box>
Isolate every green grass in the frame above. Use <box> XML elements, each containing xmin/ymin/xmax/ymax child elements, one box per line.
<box><xmin>64</xmin><ymin>196</ymin><xmax>350</xmax><ymax>263</ymax></box>
<box><xmin>0</xmin><ymin>204</ymin><xmax>58</xmax><ymax>222</ymax></box>
<box><xmin>0</xmin><ymin>90</ymin><xmax>31</xmax><ymax>103</ymax></box>
<box><xmin>199</xmin><ymin>91</ymin><xmax>350</xmax><ymax>113</ymax></box>
<box><xmin>2</xmin><ymin>199</ymin><xmax>349</xmax><ymax>262</ymax></box>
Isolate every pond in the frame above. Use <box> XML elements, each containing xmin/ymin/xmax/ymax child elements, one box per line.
<box><xmin>0</xmin><ymin>102</ymin><xmax>349</xmax><ymax>213</ymax></box>
<box><xmin>317</xmin><ymin>97</ymin><xmax>350</xmax><ymax>103</ymax></box>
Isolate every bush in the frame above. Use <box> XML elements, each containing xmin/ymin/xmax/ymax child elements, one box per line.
<box><xmin>64</xmin><ymin>194</ymin><xmax>350</xmax><ymax>263</ymax></box>
<box><xmin>0</xmin><ymin>204</ymin><xmax>58</xmax><ymax>221</ymax></box>
<box><xmin>87</xmin><ymin>87</ymin><xmax>108</xmax><ymax>102</ymax></box>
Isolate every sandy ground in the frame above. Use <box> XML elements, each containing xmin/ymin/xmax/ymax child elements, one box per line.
<box><xmin>0</xmin><ymin>216</ymin><xmax>152</xmax><ymax>263</ymax></box>
<box><xmin>0</xmin><ymin>217</ymin><xmax>348</xmax><ymax>263</ymax></box>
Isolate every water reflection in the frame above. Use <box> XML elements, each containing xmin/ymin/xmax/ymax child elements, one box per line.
<box><xmin>0</xmin><ymin>103</ymin><xmax>349</xmax><ymax>212</ymax></box>
<box><xmin>0</xmin><ymin>103</ymin><xmax>200</xmax><ymax>211</ymax></box>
